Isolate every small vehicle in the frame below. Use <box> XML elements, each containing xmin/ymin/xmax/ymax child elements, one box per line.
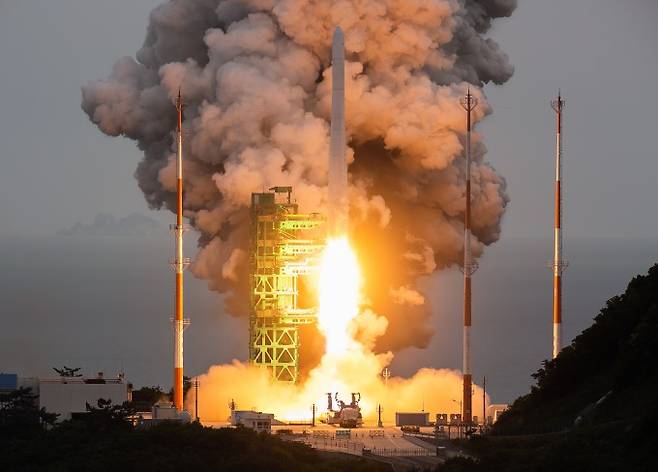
<box><xmin>401</xmin><ymin>425</ymin><xmax>420</xmax><ymax>433</ymax></box>
<box><xmin>325</xmin><ymin>392</ymin><xmax>363</xmax><ymax>428</ymax></box>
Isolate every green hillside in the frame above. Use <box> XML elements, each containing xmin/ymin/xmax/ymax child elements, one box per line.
<box><xmin>496</xmin><ymin>264</ymin><xmax>658</xmax><ymax>435</ymax></box>
<box><xmin>438</xmin><ymin>264</ymin><xmax>658</xmax><ymax>472</ymax></box>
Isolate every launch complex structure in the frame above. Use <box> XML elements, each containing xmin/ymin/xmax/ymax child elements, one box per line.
<box><xmin>248</xmin><ymin>188</ymin><xmax>324</xmax><ymax>383</ymax></box>
<box><xmin>163</xmin><ymin>29</ymin><xmax>566</xmax><ymax>423</ymax></box>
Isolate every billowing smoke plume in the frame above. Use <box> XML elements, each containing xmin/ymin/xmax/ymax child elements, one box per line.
<box><xmin>82</xmin><ymin>0</ymin><xmax>514</xmax><ymax>353</ymax></box>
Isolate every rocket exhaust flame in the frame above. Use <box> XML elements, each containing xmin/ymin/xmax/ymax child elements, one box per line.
<box><xmin>318</xmin><ymin>237</ymin><xmax>360</xmax><ymax>355</ymax></box>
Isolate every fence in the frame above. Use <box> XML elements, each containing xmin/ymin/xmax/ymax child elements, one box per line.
<box><xmin>299</xmin><ymin>430</ymin><xmax>434</xmax><ymax>458</ymax></box>
<box><xmin>368</xmin><ymin>447</ymin><xmax>434</xmax><ymax>457</ymax></box>
<box><xmin>302</xmin><ymin>438</ymin><xmax>364</xmax><ymax>456</ymax></box>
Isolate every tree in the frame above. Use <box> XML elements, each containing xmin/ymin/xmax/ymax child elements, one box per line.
<box><xmin>66</xmin><ymin>398</ymin><xmax>135</xmax><ymax>434</ymax></box>
<box><xmin>130</xmin><ymin>385</ymin><xmax>166</xmax><ymax>411</ymax></box>
<box><xmin>0</xmin><ymin>388</ymin><xmax>58</xmax><ymax>439</ymax></box>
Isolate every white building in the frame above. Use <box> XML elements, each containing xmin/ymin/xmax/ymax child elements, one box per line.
<box><xmin>230</xmin><ymin>410</ymin><xmax>274</xmax><ymax>433</ymax></box>
<box><xmin>39</xmin><ymin>373</ymin><xmax>131</xmax><ymax>421</ymax></box>
<box><xmin>149</xmin><ymin>401</ymin><xmax>192</xmax><ymax>423</ymax></box>
<box><xmin>486</xmin><ymin>404</ymin><xmax>509</xmax><ymax>424</ymax></box>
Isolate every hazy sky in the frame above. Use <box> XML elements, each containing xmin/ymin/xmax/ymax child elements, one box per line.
<box><xmin>0</xmin><ymin>0</ymin><xmax>164</xmax><ymax>236</ymax></box>
<box><xmin>1</xmin><ymin>0</ymin><xmax>657</xmax><ymax>403</ymax></box>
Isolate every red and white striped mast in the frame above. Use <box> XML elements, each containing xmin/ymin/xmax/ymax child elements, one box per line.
<box><xmin>172</xmin><ymin>90</ymin><xmax>190</xmax><ymax>410</ymax></box>
<box><xmin>460</xmin><ymin>87</ymin><xmax>478</xmax><ymax>424</ymax></box>
<box><xmin>551</xmin><ymin>92</ymin><xmax>566</xmax><ymax>359</ymax></box>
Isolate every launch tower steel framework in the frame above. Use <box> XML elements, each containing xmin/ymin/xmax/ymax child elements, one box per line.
<box><xmin>249</xmin><ymin>187</ymin><xmax>324</xmax><ymax>383</ymax></box>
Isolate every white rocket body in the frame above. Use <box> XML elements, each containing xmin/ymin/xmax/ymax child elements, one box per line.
<box><xmin>328</xmin><ymin>27</ymin><xmax>348</xmax><ymax>236</ymax></box>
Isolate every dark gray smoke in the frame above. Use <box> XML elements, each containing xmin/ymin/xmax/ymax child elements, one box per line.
<box><xmin>82</xmin><ymin>0</ymin><xmax>514</xmax><ymax>353</ymax></box>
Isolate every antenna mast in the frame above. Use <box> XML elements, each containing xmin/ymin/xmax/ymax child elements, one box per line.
<box><xmin>172</xmin><ymin>90</ymin><xmax>190</xmax><ymax>410</ymax></box>
<box><xmin>460</xmin><ymin>87</ymin><xmax>478</xmax><ymax>424</ymax></box>
<box><xmin>550</xmin><ymin>92</ymin><xmax>567</xmax><ymax>359</ymax></box>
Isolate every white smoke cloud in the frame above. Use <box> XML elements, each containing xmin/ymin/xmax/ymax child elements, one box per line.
<box><xmin>390</xmin><ymin>286</ymin><xmax>426</xmax><ymax>306</ymax></box>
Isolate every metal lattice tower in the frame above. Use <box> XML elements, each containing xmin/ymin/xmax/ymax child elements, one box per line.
<box><xmin>171</xmin><ymin>90</ymin><xmax>191</xmax><ymax>411</ymax></box>
<box><xmin>551</xmin><ymin>91</ymin><xmax>568</xmax><ymax>359</ymax></box>
<box><xmin>249</xmin><ymin>187</ymin><xmax>324</xmax><ymax>383</ymax></box>
<box><xmin>459</xmin><ymin>87</ymin><xmax>478</xmax><ymax>424</ymax></box>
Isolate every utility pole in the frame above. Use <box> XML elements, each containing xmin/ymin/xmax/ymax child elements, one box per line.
<box><xmin>193</xmin><ymin>378</ymin><xmax>200</xmax><ymax>422</ymax></box>
<box><xmin>482</xmin><ymin>376</ymin><xmax>486</xmax><ymax>430</ymax></box>
<box><xmin>460</xmin><ymin>87</ymin><xmax>478</xmax><ymax>424</ymax></box>
<box><xmin>311</xmin><ymin>403</ymin><xmax>316</xmax><ymax>427</ymax></box>
<box><xmin>378</xmin><ymin>404</ymin><xmax>383</xmax><ymax>428</ymax></box>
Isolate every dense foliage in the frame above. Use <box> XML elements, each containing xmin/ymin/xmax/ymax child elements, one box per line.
<box><xmin>1</xmin><ymin>392</ymin><xmax>387</xmax><ymax>472</ymax></box>
<box><xmin>495</xmin><ymin>264</ymin><xmax>658</xmax><ymax>434</ymax></box>
<box><xmin>0</xmin><ymin>387</ymin><xmax>57</xmax><ymax>440</ymax></box>
<box><xmin>130</xmin><ymin>385</ymin><xmax>167</xmax><ymax>412</ymax></box>
<box><xmin>436</xmin><ymin>264</ymin><xmax>658</xmax><ymax>472</ymax></box>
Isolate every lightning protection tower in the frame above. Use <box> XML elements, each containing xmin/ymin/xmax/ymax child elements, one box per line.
<box><xmin>460</xmin><ymin>87</ymin><xmax>478</xmax><ymax>424</ymax></box>
<box><xmin>551</xmin><ymin>92</ymin><xmax>567</xmax><ymax>359</ymax></box>
<box><xmin>171</xmin><ymin>90</ymin><xmax>190</xmax><ymax>411</ymax></box>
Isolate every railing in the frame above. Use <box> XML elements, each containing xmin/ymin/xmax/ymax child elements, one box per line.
<box><xmin>39</xmin><ymin>378</ymin><xmax>126</xmax><ymax>384</ymax></box>
<box><xmin>299</xmin><ymin>431</ymin><xmax>434</xmax><ymax>458</ymax></box>
<box><xmin>302</xmin><ymin>438</ymin><xmax>364</xmax><ymax>456</ymax></box>
<box><xmin>368</xmin><ymin>447</ymin><xmax>433</xmax><ymax>457</ymax></box>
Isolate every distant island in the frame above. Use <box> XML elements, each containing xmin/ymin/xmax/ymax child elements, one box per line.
<box><xmin>57</xmin><ymin>213</ymin><xmax>162</xmax><ymax>237</ymax></box>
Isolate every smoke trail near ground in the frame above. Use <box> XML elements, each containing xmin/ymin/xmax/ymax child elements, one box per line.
<box><xmin>82</xmin><ymin>0</ymin><xmax>514</xmax><ymax>353</ymax></box>
<box><xmin>188</xmin><ymin>353</ymin><xmax>489</xmax><ymax>424</ymax></box>
<box><xmin>186</xmin><ymin>306</ymin><xmax>489</xmax><ymax>423</ymax></box>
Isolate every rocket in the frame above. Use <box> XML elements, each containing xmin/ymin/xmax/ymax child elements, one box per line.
<box><xmin>328</xmin><ymin>26</ymin><xmax>348</xmax><ymax>236</ymax></box>
<box><xmin>551</xmin><ymin>92</ymin><xmax>566</xmax><ymax>359</ymax></box>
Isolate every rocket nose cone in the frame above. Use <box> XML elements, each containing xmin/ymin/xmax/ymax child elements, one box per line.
<box><xmin>333</xmin><ymin>26</ymin><xmax>344</xmax><ymax>44</ymax></box>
